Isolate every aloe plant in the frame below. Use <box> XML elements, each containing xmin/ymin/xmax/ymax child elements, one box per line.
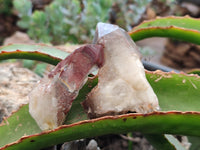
<box><xmin>1</xmin><ymin>16</ymin><xmax>200</xmax><ymax>150</ymax></box>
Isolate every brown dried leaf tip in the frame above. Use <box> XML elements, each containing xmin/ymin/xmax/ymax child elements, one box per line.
<box><xmin>83</xmin><ymin>23</ymin><xmax>160</xmax><ymax>118</ymax></box>
<box><xmin>29</xmin><ymin>44</ymin><xmax>104</xmax><ymax>130</ymax></box>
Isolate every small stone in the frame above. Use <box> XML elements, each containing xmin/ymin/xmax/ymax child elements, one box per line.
<box><xmin>86</xmin><ymin>139</ymin><xmax>100</xmax><ymax>150</ymax></box>
<box><xmin>61</xmin><ymin>140</ymin><xmax>86</xmax><ymax>150</ymax></box>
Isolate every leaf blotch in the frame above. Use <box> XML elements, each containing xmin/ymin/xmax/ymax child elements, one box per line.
<box><xmin>123</xmin><ymin>118</ymin><xmax>127</xmax><ymax>122</ymax></box>
<box><xmin>30</xmin><ymin>140</ymin><xmax>35</xmax><ymax>142</ymax></box>
<box><xmin>147</xmin><ymin>23</ymin><xmax>151</xmax><ymax>27</ymax></box>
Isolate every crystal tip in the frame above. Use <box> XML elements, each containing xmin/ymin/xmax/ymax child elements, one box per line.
<box><xmin>96</xmin><ymin>22</ymin><xmax>119</xmax><ymax>39</ymax></box>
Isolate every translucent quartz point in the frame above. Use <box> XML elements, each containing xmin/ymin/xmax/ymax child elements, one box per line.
<box><xmin>93</xmin><ymin>22</ymin><xmax>119</xmax><ymax>43</ymax></box>
<box><xmin>83</xmin><ymin>23</ymin><xmax>159</xmax><ymax>118</ymax></box>
<box><xmin>29</xmin><ymin>45</ymin><xmax>104</xmax><ymax>130</ymax></box>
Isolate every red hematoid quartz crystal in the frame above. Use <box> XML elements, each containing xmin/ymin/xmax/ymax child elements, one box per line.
<box><xmin>29</xmin><ymin>44</ymin><xmax>104</xmax><ymax>130</ymax></box>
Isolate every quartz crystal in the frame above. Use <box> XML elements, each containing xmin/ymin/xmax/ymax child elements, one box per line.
<box><xmin>83</xmin><ymin>23</ymin><xmax>159</xmax><ymax>118</ymax></box>
<box><xmin>29</xmin><ymin>45</ymin><xmax>104</xmax><ymax>130</ymax></box>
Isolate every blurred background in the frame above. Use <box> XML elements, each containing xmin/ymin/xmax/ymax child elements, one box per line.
<box><xmin>2</xmin><ymin>0</ymin><xmax>200</xmax><ymax>44</ymax></box>
<box><xmin>1</xmin><ymin>0</ymin><xmax>200</xmax><ymax>72</ymax></box>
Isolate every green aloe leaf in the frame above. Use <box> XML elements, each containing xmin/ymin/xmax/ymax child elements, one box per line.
<box><xmin>147</xmin><ymin>71</ymin><xmax>200</xmax><ymax>112</ymax></box>
<box><xmin>0</xmin><ymin>44</ymin><xmax>69</xmax><ymax>65</ymax></box>
<box><xmin>1</xmin><ymin>112</ymin><xmax>200</xmax><ymax>150</ymax></box>
<box><xmin>1</xmin><ymin>71</ymin><xmax>200</xmax><ymax>149</ymax></box>
<box><xmin>0</xmin><ymin>105</ymin><xmax>41</xmax><ymax>148</ymax></box>
<box><xmin>129</xmin><ymin>16</ymin><xmax>200</xmax><ymax>45</ymax></box>
<box><xmin>187</xmin><ymin>69</ymin><xmax>200</xmax><ymax>76</ymax></box>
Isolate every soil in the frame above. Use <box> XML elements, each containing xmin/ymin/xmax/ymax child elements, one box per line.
<box><xmin>0</xmin><ymin>14</ymin><xmax>19</xmax><ymax>44</ymax></box>
<box><xmin>0</xmin><ymin>0</ymin><xmax>53</xmax><ymax>45</ymax></box>
<box><xmin>161</xmin><ymin>39</ymin><xmax>200</xmax><ymax>71</ymax></box>
<box><xmin>31</xmin><ymin>0</ymin><xmax>53</xmax><ymax>10</ymax></box>
<box><xmin>59</xmin><ymin>134</ymin><xmax>154</xmax><ymax>150</ymax></box>
<box><xmin>0</xmin><ymin>62</ymin><xmax>40</xmax><ymax>122</ymax></box>
<box><xmin>91</xmin><ymin>134</ymin><xmax>154</xmax><ymax>150</ymax></box>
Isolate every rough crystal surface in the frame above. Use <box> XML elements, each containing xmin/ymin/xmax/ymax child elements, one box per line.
<box><xmin>29</xmin><ymin>44</ymin><xmax>104</xmax><ymax>130</ymax></box>
<box><xmin>83</xmin><ymin>23</ymin><xmax>159</xmax><ymax>118</ymax></box>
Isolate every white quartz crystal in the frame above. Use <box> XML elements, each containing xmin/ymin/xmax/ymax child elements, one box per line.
<box><xmin>29</xmin><ymin>76</ymin><xmax>59</xmax><ymax>130</ymax></box>
<box><xmin>84</xmin><ymin>23</ymin><xmax>159</xmax><ymax>117</ymax></box>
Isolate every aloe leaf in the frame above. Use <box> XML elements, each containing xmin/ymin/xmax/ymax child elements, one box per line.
<box><xmin>1</xmin><ymin>71</ymin><xmax>200</xmax><ymax>149</ymax></box>
<box><xmin>145</xmin><ymin>134</ymin><xmax>186</xmax><ymax>150</ymax></box>
<box><xmin>0</xmin><ymin>44</ymin><xmax>178</xmax><ymax>74</ymax></box>
<box><xmin>1</xmin><ymin>112</ymin><xmax>200</xmax><ymax>150</ymax></box>
<box><xmin>147</xmin><ymin>71</ymin><xmax>200</xmax><ymax>112</ymax></box>
<box><xmin>129</xmin><ymin>16</ymin><xmax>200</xmax><ymax>45</ymax></box>
<box><xmin>33</xmin><ymin>63</ymin><xmax>47</xmax><ymax>77</ymax></box>
<box><xmin>187</xmin><ymin>69</ymin><xmax>200</xmax><ymax>76</ymax></box>
<box><xmin>0</xmin><ymin>105</ymin><xmax>41</xmax><ymax>148</ymax></box>
<box><xmin>0</xmin><ymin>44</ymin><xmax>69</xmax><ymax>65</ymax></box>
